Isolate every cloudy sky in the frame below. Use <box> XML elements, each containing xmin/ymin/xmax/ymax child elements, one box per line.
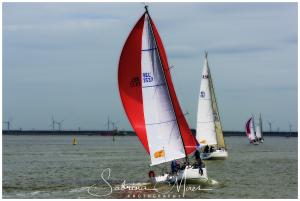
<box><xmin>3</xmin><ymin>3</ymin><xmax>297</xmax><ymax>131</ymax></box>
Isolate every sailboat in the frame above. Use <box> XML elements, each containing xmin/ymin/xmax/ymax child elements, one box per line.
<box><xmin>196</xmin><ymin>52</ymin><xmax>228</xmax><ymax>160</ymax></box>
<box><xmin>245</xmin><ymin>117</ymin><xmax>259</xmax><ymax>145</ymax></box>
<box><xmin>255</xmin><ymin>114</ymin><xmax>264</xmax><ymax>143</ymax></box>
<box><xmin>118</xmin><ymin>6</ymin><xmax>208</xmax><ymax>184</ymax></box>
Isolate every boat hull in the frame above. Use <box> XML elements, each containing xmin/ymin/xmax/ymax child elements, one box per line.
<box><xmin>201</xmin><ymin>149</ymin><xmax>228</xmax><ymax>160</ymax></box>
<box><xmin>153</xmin><ymin>166</ymin><xmax>208</xmax><ymax>184</ymax></box>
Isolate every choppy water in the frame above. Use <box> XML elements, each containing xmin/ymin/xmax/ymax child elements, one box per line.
<box><xmin>3</xmin><ymin>135</ymin><xmax>298</xmax><ymax>198</ymax></box>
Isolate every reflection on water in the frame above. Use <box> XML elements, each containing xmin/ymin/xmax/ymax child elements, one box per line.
<box><xmin>3</xmin><ymin>135</ymin><xmax>298</xmax><ymax>198</ymax></box>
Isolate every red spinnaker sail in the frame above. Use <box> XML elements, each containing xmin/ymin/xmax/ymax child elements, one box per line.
<box><xmin>245</xmin><ymin>117</ymin><xmax>252</xmax><ymax>137</ymax></box>
<box><xmin>118</xmin><ymin>14</ymin><xmax>149</xmax><ymax>153</ymax></box>
<box><xmin>118</xmin><ymin>12</ymin><xmax>198</xmax><ymax>155</ymax></box>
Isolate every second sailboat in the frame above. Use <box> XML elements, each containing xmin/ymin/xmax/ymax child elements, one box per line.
<box><xmin>196</xmin><ymin>52</ymin><xmax>228</xmax><ymax>160</ymax></box>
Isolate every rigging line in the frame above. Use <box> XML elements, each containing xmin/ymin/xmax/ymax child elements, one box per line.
<box><xmin>167</xmin><ymin>65</ymin><xmax>175</xmax><ymax>71</ymax></box>
<box><xmin>142</xmin><ymin>83</ymin><xmax>165</xmax><ymax>88</ymax></box>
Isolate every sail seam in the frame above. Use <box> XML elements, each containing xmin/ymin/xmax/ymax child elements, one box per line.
<box><xmin>197</xmin><ymin>120</ymin><xmax>215</xmax><ymax>123</ymax></box>
<box><xmin>142</xmin><ymin>48</ymin><xmax>157</xmax><ymax>51</ymax></box>
<box><xmin>146</xmin><ymin>119</ymin><xmax>176</xmax><ymax>126</ymax></box>
<box><xmin>142</xmin><ymin>83</ymin><xmax>165</xmax><ymax>88</ymax></box>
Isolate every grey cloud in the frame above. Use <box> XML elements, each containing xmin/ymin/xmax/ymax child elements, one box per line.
<box><xmin>3</xmin><ymin>3</ymin><xmax>297</xmax><ymax>131</ymax></box>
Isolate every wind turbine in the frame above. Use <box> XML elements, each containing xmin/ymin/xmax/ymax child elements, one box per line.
<box><xmin>56</xmin><ymin>120</ymin><xmax>64</xmax><ymax>131</ymax></box>
<box><xmin>104</xmin><ymin>116</ymin><xmax>111</xmax><ymax>131</ymax></box>
<box><xmin>288</xmin><ymin>122</ymin><xmax>293</xmax><ymax>137</ymax></box>
<box><xmin>50</xmin><ymin>116</ymin><xmax>56</xmax><ymax>131</ymax></box>
<box><xmin>111</xmin><ymin>121</ymin><xmax>119</xmax><ymax>131</ymax></box>
<box><xmin>111</xmin><ymin>120</ymin><xmax>119</xmax><ymax>142</ymax></box>
<box><xmin>3</xmin><ymin>118</ymin><xmax>12</xmax><ymax>131</ymax></box>
<box><xmin>268</xmin><ymin>120</ymin><xmax>275</xmax><ymax>133</ymax></box>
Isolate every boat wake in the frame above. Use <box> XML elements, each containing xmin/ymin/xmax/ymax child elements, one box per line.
<box><xmin>209</xmin><ymin>179</ymin><xmax>219</xmax><ymax>186</ymax></box>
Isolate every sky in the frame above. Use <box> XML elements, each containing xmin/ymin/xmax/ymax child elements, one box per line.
<box><xmin>3</xmin><ymin>3</ymin><xmax>298</xmax><ymax>131</ymax></box>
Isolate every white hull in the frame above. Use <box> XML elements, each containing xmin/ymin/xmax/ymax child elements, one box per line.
<box><xmin>201</xmin><ymin>149</ymin><xmax>228</xmax><ymax>160</ymax></box>
<box><xmin>153</xmin><ymin>166</ymin><xmax>208</xmax><ymax>184</ymax></box>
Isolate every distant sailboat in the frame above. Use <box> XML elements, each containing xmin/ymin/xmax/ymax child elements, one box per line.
<box><xmin>118</xmin><ymin>6</ymin><xmax>208</xmax><ymax>183</ymax></box>
<box><xmin>72</xmin><ymin>137</ymin><xmax>78</xmax><ymax>145</ymax></box>
<box><xmin>196</xmin><ymin>52</ymin><xmax>228</xmax><ymax>160</ymax></box>
<box><xmin>245</xmin><ymin>117</ymin><xmax>259</xmax><ymax>145</ymax></box>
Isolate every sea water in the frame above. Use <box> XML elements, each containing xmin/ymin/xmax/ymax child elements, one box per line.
<box><xmin>2</xmin><ymin>135</ymin><xmax>298</xmax><ymax>198</ymax></box>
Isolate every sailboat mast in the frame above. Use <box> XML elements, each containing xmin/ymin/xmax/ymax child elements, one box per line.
<box><xmin>145</xmin><ymin>7</ymin><xmax>188</xmax><ymax>158</ymax></box>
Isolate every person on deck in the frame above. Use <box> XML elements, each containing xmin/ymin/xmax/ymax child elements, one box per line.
<box><xmin>194</xmin><ymin>150</ymin><xmax>204</xmax><ymax>176</ymax></box>
<box><xmin>204</xmin><ymin>145</ymin><xmax>209</xmax><ymax>153</ymax></box>
<box><xmin>171</xmin><ymin>160</ymin><xmax>179</xmax><ymax>174</ymax></box>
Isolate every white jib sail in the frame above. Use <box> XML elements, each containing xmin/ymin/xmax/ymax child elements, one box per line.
<box><xmin>259</xmin><ymin>114</ymin><xmax>263</xmax><ymax>137</ymax></box>
<box><xmin>141</xmin><ymin>15</ymin><xmax>186</xmax><ymax>166</ymax></box>
<box><xmin>196</xmin><ymin>54</ymin><xmax>217</xmax><ymax>146</ymax></box>
<box><xmin>256</xmin><ymin>124</ymin><xmax>262</xmax><ymax>139</ymax></box>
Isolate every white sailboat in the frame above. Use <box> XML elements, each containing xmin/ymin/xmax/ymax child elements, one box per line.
<box><xmin>118</xmin><ymin>6</ymin><xmax>208</xmax><ymax>184</ymax></box>
<box><xmin>196</xmin><ymin>52</ymin><xmax>228</xmax><ymax>160</ymax></box>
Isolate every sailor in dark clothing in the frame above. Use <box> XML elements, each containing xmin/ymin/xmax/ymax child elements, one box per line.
<box><xmin>171</xmin><ymin>160</ymin><xmax>179</xmax><ymax>174</ymax></box>
<box><xmin>204</xmin><ymin>145</ymin><xmax>209</xmax><ymax>153</ymax></box>
<box><xmin>194</xmin><ymin>150</ymin><xmax>204</xmax><ymax>175</ymax></box>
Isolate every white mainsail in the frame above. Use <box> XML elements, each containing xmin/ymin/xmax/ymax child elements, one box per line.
<box><xmin>196</xmin><ymin>53</ymin><xmax>217</xmax><ymax>146</ymax></box>
<box><xmin>141</xmin><ymin>15</ymin><xmax>186</xmax><ymax>166</ymax></box>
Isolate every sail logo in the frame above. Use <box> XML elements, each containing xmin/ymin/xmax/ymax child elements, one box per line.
<box><xmin>202</xmin><ymin>75</ymin><xmax>209</xmax><ymax>79</ymax></box>
<box><xmin>143</xmin><ymin>73</ymin><xmax>154</xmax><ymax>83</ymax></box>
<box><xmin>154</xmin><ymin>150</ymin><xmax>165</xmax><ymax>158</ymax></box>
<box><xmin>130</xmin><ymin>77</ymin><xmax>141</xmax><ymax>87</ymax></box>
<box><xmin>200</xmin><ymin>91</ymin><xmax>205</xmax><ymax>98</ymax></box>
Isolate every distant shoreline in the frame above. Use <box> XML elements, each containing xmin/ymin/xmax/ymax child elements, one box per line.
<box><xmin>2</xmin><ymin>130</ymin><xmax>297</xmax><ymax>137</ymax></box>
